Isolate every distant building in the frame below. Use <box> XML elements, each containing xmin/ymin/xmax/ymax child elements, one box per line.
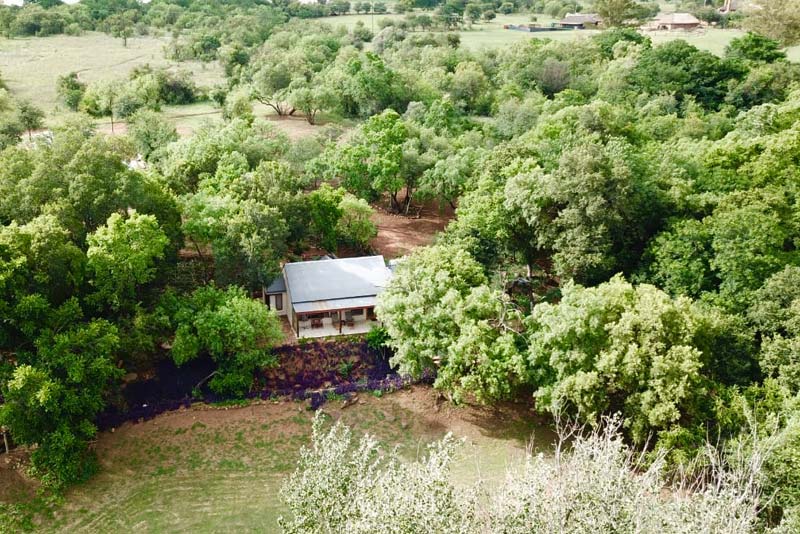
<box><xmin>652</xmin><ymin>13</ymin><xmax>702</xmax><ymax>31</ymax></box>
<box><xmin>558</xmin><ymin>13</ymin><xmax>602</xmax><ymax>29</ymax></box>
<box><xmin>265</xmin><ymin>255</ymin><xmax>392</xmax><ymax>339</ymax></box>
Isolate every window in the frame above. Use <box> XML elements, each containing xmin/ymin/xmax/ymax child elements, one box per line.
<box><xmin>352</xmin><ymin>309</ymin><xmax>364</xmax><ymax>316</ymax></box>
<box><xmin>275</xmin><ymin>294</ymin><xmax>283</xmax><ymax>311</ymax></box>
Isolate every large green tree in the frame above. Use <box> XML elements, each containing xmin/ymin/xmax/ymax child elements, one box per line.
<box><xmin>165</xmin><ymin>285</ymin><xmax>283</xmax><ymax>396</ymax></box>
<box><xmin>86</xmin><ymin>211</ymin><xmax>169</xmax><ymax>312</ymax></box>
<box><xmin>0</xmin><ymin>320</ymin><xmax>122</xmax><ymax>488</ymax></box>
<box><xmin>526</xmin><ymin>275</ymin><xmax>753</xmax><ymax>443</ymax></box>
<box><xmin>376</xmin><ymin>244</ymin><xmax>488</xmax><ymax>379</ymax></box>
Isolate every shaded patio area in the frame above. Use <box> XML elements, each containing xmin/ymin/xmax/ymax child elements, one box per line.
<box><xmin>296</xmin><ymin>308</ymin><xmax>379</xmax><ymax>339</ymax></box>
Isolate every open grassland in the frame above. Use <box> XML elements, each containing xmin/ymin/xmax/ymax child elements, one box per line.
<box><xmin>324</xmin><ymin>11</ymin><xmax>800</xmax><ymax>58</ymax></box>
<box><xmin>0</xmin><ymin>32</ymin><xmax>224</xmax><ymax>112</ymax></box>
<box><xmin>3</xmin><ymin>386</ymin><xmax>551</xmax><ymax>533</ymax></box>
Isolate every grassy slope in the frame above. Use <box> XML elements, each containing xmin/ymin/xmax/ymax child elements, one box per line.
<box><xmin>20</xmin><ymin>387</ymin><xmax>550</xmax><ymax>533</ymax></box>
<box><xmin>0</xmin><ymin>32</ymin><xmax>224</xmax><ymax>114</ymax></box>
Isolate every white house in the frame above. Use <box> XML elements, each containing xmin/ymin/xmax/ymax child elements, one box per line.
<box><xmin>265</xmin><ymin>255</ymin><xmax>392</xmax><ymax>339</ymax></box>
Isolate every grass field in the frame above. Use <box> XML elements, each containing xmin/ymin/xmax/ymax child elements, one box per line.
<box><xmin>2</xmin><ymin>387</ymin><xmax>551</xmax><ymax>532</ymax></box>
<box><xmin>323</xmin><ymin>11</ymin><xmax>800</xmax><ymax>59</ymax></box>
<box><xmin>0</xmin><ymin>32</ymin><xmax>224</xmax><ymax>113</ymax></box>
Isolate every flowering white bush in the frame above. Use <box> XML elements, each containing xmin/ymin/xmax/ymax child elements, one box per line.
<box><xmin>280</xmin><ymin>414</ymin><xmax>766</xmax><ymax>533</ymax></box>
<box><xmin>278</xmin><ymin>413</ymin><xmax>477</xmax><ymax>533</ymax></box>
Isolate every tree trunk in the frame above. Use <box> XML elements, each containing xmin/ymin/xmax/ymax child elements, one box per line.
<box><xmin>267</xmin><ymin>103</ymin><xmax>286</xmax><ymax>116</ymax></box>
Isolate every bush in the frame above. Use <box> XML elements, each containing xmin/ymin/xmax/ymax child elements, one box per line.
<box><xmin>279</xmin><ymin>414</ymin><xmax>764</xmax><ymax>533</ymax></box>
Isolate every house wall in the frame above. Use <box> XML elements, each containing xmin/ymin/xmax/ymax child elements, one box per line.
<box><xmin>267</xmin><ymin>293</ymin><xmax>288</xmax><ymax>316</ymax></box>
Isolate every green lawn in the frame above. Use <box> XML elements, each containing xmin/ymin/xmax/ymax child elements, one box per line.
<box><xmin>12</xmin><ymin>387</ymin><xmax>550</xmax><ymax>532</ymax></box>
<box><xmin>0</xmin><ymin>32</ymin><xmax>224</xmax><ymax>114</ymax></box>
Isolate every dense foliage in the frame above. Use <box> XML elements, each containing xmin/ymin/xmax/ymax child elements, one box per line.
<box><xmin>2</xmin><ymin>6</ymin><xmax>800</xmax><ymax>529</ymax></box>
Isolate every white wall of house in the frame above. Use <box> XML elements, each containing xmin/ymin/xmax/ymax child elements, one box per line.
<box><xmin>266</xmin><ymin>292</ymin><xmax>288</xmax><ymax>316</ymax></box>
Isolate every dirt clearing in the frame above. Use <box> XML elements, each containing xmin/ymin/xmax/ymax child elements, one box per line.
<box><xmin>370</xmin><ymin>204</ymin><xmax>454</xmax><ymax>259</ymax></box>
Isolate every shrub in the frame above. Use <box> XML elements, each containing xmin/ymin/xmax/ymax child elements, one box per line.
<box><xmin>279</xmin><ymin>414</ymin><xmax>764</xmax><ymax>533</ymax></box>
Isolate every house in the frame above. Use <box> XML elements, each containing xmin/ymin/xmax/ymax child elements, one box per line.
<box><xmin>558</xmin><ymin>13</ymin><xmax>602</xmax><ymax>29</ymax></box>
<box><xmin>652</xmin><ymin>13</ymin><xmax>702</xmax><ymax>31</ymax></box>
<box><xmin>265</xmin><ymin>255</ymin><xmax>392</xmax><ymax>339</ymax></box>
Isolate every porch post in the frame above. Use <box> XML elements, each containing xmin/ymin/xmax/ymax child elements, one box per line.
<box><xmin>295</xmin><ymin>312</ymin><xmax>300</xmax><ymax>337</ymax></box>
<box><xmin>339</xmin><ymin>310</ymin><xmax>342</xmax><ymax>333</ymax></box>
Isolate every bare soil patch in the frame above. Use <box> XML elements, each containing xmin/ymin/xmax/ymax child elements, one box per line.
<box><xmin>370</xmin><ymin>203</ymin><xmax>454</xmax><ymax>259</ymax></box>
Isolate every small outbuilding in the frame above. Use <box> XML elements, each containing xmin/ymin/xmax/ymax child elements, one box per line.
<box><xmin>652</xmin><ymin>13</ymin><xmax>702</xmax><ymax>31</ymax></box>
<box><xmin>558</xmin><ymin>13</ymin><xmax>602</xmax><ymax>29</ymax></box>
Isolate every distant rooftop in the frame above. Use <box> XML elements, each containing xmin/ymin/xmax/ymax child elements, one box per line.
<box><xmin>284</xmin><ymin>255</ymin><xmax>392</xmax><ymax>312</ymax></box>
<box><xmin>654</xmin><ymin>12</ymin><xmax>701</xmax><ymax>25</ymax></box>
<box><xmin>559</xmin><ymin>13</ymin><xmax>602</xmax><ymax>25</ymax></box>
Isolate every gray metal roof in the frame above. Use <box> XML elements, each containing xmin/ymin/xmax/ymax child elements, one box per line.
<box><xmin>265</xmin><ymin>275</ymin><xmax>286</xmax><ymax>294</ymax></box>
<box><xmin>284</xmin><ymin>255</ymin><xmax>391</xmax><ymax>305</ymax></box>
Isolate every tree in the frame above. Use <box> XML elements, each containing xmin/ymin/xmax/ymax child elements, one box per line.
<box><xmin>0</xmin><ymin>320</ymin><xmax>122</xmax><ymax>488</ymax></box>
<box><xmin>641</xmin><ymin>219</ymin><xmax>717</xmax><ymax>299</ymax></box>
<box><xmin>182</xmin><ymin>193</ymin><xmax>289</xmax><ymax>290</ymax></box>
<box><xmin>166</xmin><ymin>285</ymin><xmax>283</xmax><ymax>396</ymax></box>
<box><xmin>307</xmin><ymin>183</ymin><xmax>345</xmax><ymax>252</ymax></box>
<box><xmin>593</xmin><ymin>27</ymin><xmax>650</xmax><ymax>59</ymax></box>
<box><xmin>449</xmin><ymin>61</ymin><xmax>490</xmax><ymax>113</ymax></box>
<box><xmin>287</xmin><ymin>79</ymin><xmax>335</xmax><ymax>125</ymax></box>
<box><xmin>725</xmin><ymin>32</ymin><xmax>787</xmax><ymax>63</ymax></box>
<box><xmin>526</xmin><ymin>275</ymin><xmax>753</xmax><ymax>443</ymax></box>
<box><xmin>744</xmin><ymin>0</ymin><xmax>800</xmax><ymax>46</ymax></box>
<box><xmin>222</xmin><ymin>86</ymin><xmax>254</xmax><ymax>124</ymax></box>
<box><xmin>57</xmin><ymin>72</ymin><xmax>87</xmax><ymax>112</ymax></box>
<box><xmin>504</xmin><ymin>135</ymin><xmax>661</xmax><ymax>284</ymax></box>
<box><xmin>0</xmin><ymin>214</ymin><xmax>85</xmax><ymax>305</ymax></box>
<box><xmin>106</xmin><ymin>9</ymin><xmax>136</xmax><ymax>47</ymax></box>
<box><xmin>630</xmin><ymin>40</ymin><xmax>746</xmax><ymax>110</ymax></box>
<box><xmin>0</xmin><ymin>89</ymin><xmax>24</xmax><ymax>150</ymax></box>
<box><xmin>359</xmin><ymin>110</ymin><xmax>410</xmax><ymax>212</ymax></box>
<box><xmin>126</xmin><ymin>109</ymin><xmax>178</xmax><ymax>161</ymax></box>
<box><xmin>86</xmin><ymin>211</ymin><xmax>169</xmax><ymax>312</ymax></box>
<box><xmin>464</xmin><ymin>3</ymin><xmax>482</xmax><ymax>23</ymax></box>
<box><xmin>376</xmin><ymin>244</ymin><xmax>487</xmax><ymax>378</ymax></box>
<box><xmin>594</xmin><ymin>0</ymin><xmax>641</xmax><ymax>27</ymax></box>
<box><xmin>325</xmin><ymin>52</ymin><xmax>408</xmax><ymax>118</ymax></box>
<box><xmin>250</xmin><ymin>58</ymin><xmax>295</xmax><ymax>116</ymax></box>
<box><xmin>749</xmin><ymin>267</ymin><xmax>800</xmax><ymax>393</ymax></box>
<box><xmin>14</xmin><ymin>100</ymin><xmax>44</xmax><ymax>141</ymax></box>
<box><xmin>418</xmin><ymin>147</ymin><xmax>483</xmax><ymax>209</ymax></box>
<box><xmin>336</xmin><ymin>194</ymin><xmax>377</xmax><ymax>252</ymax></box>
